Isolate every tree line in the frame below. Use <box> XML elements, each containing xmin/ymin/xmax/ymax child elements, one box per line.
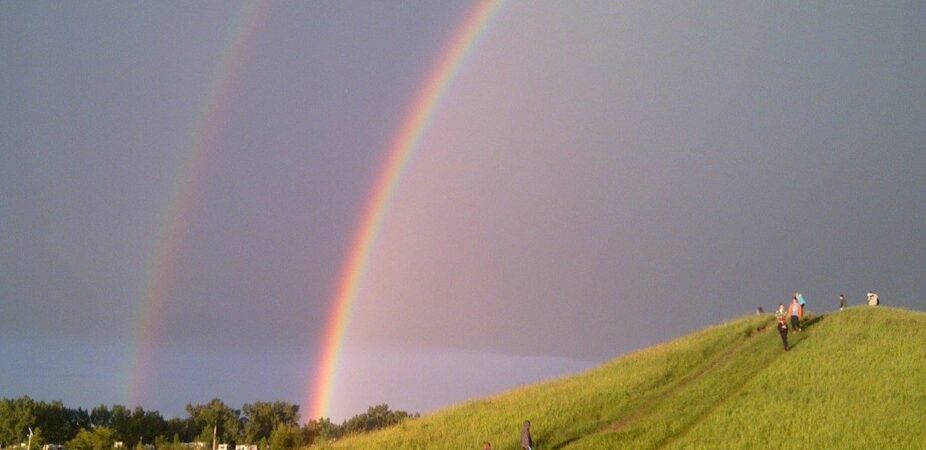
<box><xmin>0</xmin><ymin>397</ymin><xmax>417</xmax><ymax>450</ymax></box>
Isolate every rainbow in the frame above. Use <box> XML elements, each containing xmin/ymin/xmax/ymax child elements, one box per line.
<box><xmin>307</xmin><ymin>0</ymin><xmax>505</xmax><ymax>420</ymax></box>
<box><xmin>126</xmin><ymin>1</ymin><xmax>268</xmax><ymax>407</ymax></box>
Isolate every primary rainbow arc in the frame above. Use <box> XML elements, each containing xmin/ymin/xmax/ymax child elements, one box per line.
<box><xmin>307</xmin><ymin>0</ymin><xmax>505</xmax><ymax>420</ymax></box>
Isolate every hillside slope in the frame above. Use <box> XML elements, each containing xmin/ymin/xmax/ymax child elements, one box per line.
<box><xmin>319</xmin><ymin>307</ymin><xmax>926</xmax><ymax>449</ymax></box>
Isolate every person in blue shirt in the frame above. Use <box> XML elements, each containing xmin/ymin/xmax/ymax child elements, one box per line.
<box><xmin>796</xmin><ymin>292</ymin><xmax>807</xmax><ymax>318</ymax></box>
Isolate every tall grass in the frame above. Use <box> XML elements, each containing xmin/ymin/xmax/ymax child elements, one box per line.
<box><xmin>670</xmin><ymin>307</ymin><xmax>926</xmax><ymax>450</ymax></box>
<box><xmin>318</xmin><ymin>307</ymin><xmax>925</xmax><ymax>450</ymax></box>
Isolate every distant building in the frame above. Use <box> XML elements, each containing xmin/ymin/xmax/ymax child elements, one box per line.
<box><xmin>235</xmin><ymin>445</ymin><xmax>257</xmax><ymax>450</ymax></box>
<box><xmin>217</xmin><ymin>444</ymin><xmax>229</xmax><ymax>450</ymax></box>
<box><xmin>114</xmin><ymin>442</ymin><xmax>124</xmax><ymax>449</ymax></box>
<box><xmin>182</xmin><ymin>443</ymin><xmax>205</xmax><ymax>449</ymax></box>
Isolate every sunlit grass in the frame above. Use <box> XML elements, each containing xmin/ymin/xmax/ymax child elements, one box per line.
<box><xmin>315</xmin><ymin>307</ymin><xmax>925</xmax><ymax>449</ymax></box>
<box><xmin>669</xmin><ymin>307</ymin><xmax>926</xmax><ymax>450</ymax></box>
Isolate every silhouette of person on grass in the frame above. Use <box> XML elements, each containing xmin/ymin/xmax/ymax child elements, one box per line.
<box><xmin>775</xmin><ymin>303</ymin><xmax>789</xmax><ymax>351</ymax></box>
<box><xmin>839</xmin><ymin>294</ymin><xmax>847</xmax><ymax>311</ymax></box>
<box><xmin>521</xmin><ymin>420</ymin><xmax>533</xmax><ymax>450</ymax></box>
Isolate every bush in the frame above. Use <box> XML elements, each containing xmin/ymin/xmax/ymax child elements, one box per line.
<box><xmin>67</xmin><ymin>427</ymin><xmax>114</xmax><ymax>450</ymax></box>
<box><xmin>268</xmin><ymin>426</ymin><xmax>303</xmax><ymax>450</ymax></box>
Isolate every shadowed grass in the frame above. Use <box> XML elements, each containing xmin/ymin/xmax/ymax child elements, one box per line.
<box><xmin>317</xmin><ymin>307</ymin><xmax>925</xmax><ymax>450</ymax></box>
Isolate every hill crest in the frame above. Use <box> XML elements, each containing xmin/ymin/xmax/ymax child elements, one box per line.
<box><xmin>321</xmin><ymin>306</ymin><xmax>926</xmax><ymax>449</ymax></box>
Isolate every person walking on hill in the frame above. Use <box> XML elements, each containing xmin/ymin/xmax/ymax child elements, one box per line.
<box><xmin>789</xmin><ymin>297</ymin><xmax>802</xmax><ymax>332</ymax></box>
<box><xmin>796</xmin><ymin>292</ymin><xmax>807</xmax><ymax>318</ymax></box>
<box><xmin>839</xmin><ymin>294</ymin><xmax>847</xmax><ymax>311</ymax></box>
<box><xmin>867</xmin><ymin>292</ymin><xmax>880</xmax><ymax>306</ymax></box>
<box><xmin>521</xmin><ymin>420</ymin><xmax>533</xmax><ymax>450</ymax></box>
<box><xmin>775</xmin><ymin>303</ymin><xmax>789</xmax><ymax>351</ymax></box>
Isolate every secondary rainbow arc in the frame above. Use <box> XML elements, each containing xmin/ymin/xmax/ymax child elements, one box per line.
<box><xmin>126</xmin><ymin>0</ymin><xmax>268</xmax><ymax>407</ymax></box>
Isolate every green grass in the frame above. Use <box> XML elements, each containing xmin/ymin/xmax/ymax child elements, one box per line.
<box><xmin>317</xmin><ymin>307</ymin><xmax>926</xmax><ymax>450</ymax></box>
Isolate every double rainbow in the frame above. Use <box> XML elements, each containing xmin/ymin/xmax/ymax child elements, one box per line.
<box><xmin>307</xmin><ymin>0</ymin><xmax>505</xmax><ymax>420</ymax></box>
<box><xmin>126</xmin><ymin>0</ymin><xmax>503</xmax><ymax>417</ymax></box>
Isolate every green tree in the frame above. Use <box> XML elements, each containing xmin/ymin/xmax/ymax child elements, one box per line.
<box><xmin>268</xmin><ymin>426</ymin><xmax>303</xmax><ymax>450</ymax></box>
<box><xmin>131</xmin><ymin>407</ymin><xmax>165</xmax><ymax>445</ymax></box>
<box><xmin>240</xmin><ymin>402</ymin><xmax>299</xmax><ymax>444</ymax></box>
<box><xmin>32</xmin><ymin>400</ymin><xmax>76</xmax><ymax>443</ymax></box>
<box><xmin>339</xmin><ymin>404</ymin><xmax>417</xmax><ymax>435</ymax></box>
<box><xmin>304</xmin><ymin>418</ymin><xmax>338</xmax><ymax>444</ymax></box>
<box><xmin>0</xmin><ymin>396</ymin><xmax>37</xmax><ymax>447</ymax></box>
<box><xmin>109</xmin><ymin>405</ymin><xmax>132</xmax><ymax>445</ymax></box>
<box><xmin>105</xmin><ymin>405</ymin><xmax>160</xmax><ymax>447</ymax></box>
<box><xmin>67</xmin><ymin>427</ymin><xmax>114</xmax><ymax>450</ymax></box>
<box><xmin>164</xmin><ymin>417</ymin><xmax>193</xmax><ymax>443</ymax></box>
<box><xmin>186</xmin><ymin>400</ymin><xmax>240</xmax><ymax>446</ymax></box>
<box><xmin>89</xmin><ymin>405</ymin><xmax>112</xmax><ymax>429</ymax></box>
<box><xmin>28</xmin><ymin>427</ymin><xmax>45</xmax><ymax>450</ymax></box>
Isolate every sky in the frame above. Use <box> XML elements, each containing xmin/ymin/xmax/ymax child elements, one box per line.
<box><xmin>2</xmin><ymin>1</ymin><xmax>925</xmax><ymax>423</ymax></box>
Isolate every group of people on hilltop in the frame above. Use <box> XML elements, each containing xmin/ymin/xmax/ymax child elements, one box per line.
<box><xmin>471</xmin><ymin>290</ymin><xmax>885</xmax><ymax>449</ymax></box>
<box><xmin>772</xmin><ymin>291</ymin><xmax>881</xmax><ymax>351</ymax></box>
<box><xmin>773</xmin><ymin>292</ymin><xmax>805</xmax><ymax>351</ymax></box>
<box><xmin>479</xmin><ymin>289</ymin><xmax>886</xmax><ymax>449</ymax></box>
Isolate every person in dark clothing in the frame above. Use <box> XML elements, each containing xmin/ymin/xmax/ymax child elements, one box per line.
<box><xmin>839</xmin><ymin>294</ymin><xmax>847</xmax><ymax>310</ymax></box>
<box><xmin>775</xmin><ymin>303</ymin><xmax>789</xmax><ymax>351</ymax></box>
<box><xmin>521</xmin><ymin>420</ymin><xmax>533</xmax><ymax>450</ymax></box>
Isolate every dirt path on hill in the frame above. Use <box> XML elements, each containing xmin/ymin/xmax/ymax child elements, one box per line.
<box><xmin>599</xmin><ymin>322</ymin><xmax>773</xmax><ymax>434</ymax></box>
<box><xmin>652</xmin><ymin>315</ymin><xmax>822</xmax><ymax>449</ymax></box>
<box><xmin>651</xmin><ymin>338</ymin><xmax>787</xmax><ymax>448</ymax></box>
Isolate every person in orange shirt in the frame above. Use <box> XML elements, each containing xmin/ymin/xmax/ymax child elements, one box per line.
<box><xmin>789</xmin><ymin>297</ymin><xmax>802</xmax><ymax>332</ymax></box>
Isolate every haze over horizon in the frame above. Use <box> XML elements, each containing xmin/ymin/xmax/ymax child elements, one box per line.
<box><xmin>2</xmin><ymin>1</ymin><xmax>924</xmax><ymax>421</ymax></box>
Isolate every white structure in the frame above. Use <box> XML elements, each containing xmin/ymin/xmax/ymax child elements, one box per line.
<box><xmin>114</xmin><ymin>442</ymin><xmax>124</xmax><ymax>449</ymax></box>
<box><xmin>217</xmin><ymin>444</ymin><xmax>229</xmax><ymax>450</ymax></box>
<box><xmin>235</xmin><ymin>445</ymin><xmax>257</xmax><ymax>450</ymax></box>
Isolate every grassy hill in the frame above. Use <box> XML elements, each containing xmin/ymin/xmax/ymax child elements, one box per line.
<box><xmin>318</xmin><ymin>306</ymin><xmax>926</xmax><ymax>449</ymax></box>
